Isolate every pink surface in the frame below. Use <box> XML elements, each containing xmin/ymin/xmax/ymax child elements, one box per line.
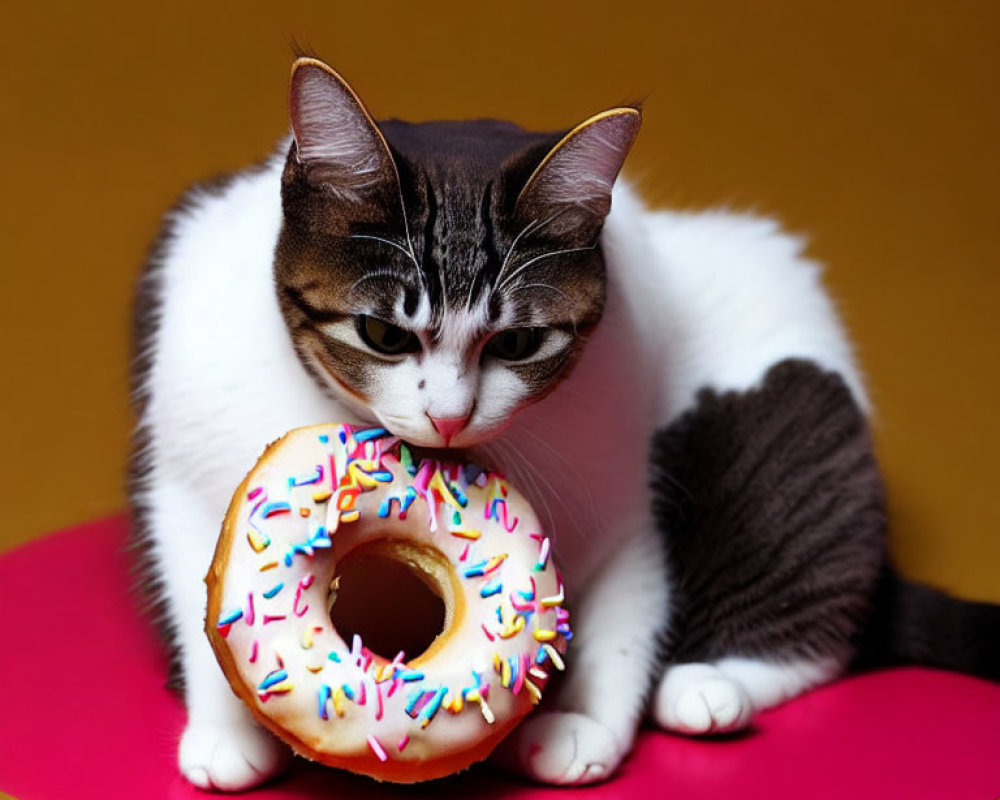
<box><xmin>0</xmin><ymin>517</ymin><xmax>997</xmax><ymax>800</ymax></box>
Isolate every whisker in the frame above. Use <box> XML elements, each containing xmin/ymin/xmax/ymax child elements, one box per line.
<box><xmin>351</xmin><ymin>229</ymin><xmax>423</xmax><ymax>289</ymax></box>
<box><xmin>510</xmin><ymin>283</ymin><xmax>572</xmax><ymax>304</ymax></box>
<box><xmin>515</xmin><ymin>423</ymin><xmax>599</xmax><ymax>536</ymax></box>
<box><xmin>495</xmin><ymin>216</ymin><xmax>543</xmax><ymax>287</ymax></box>
<box><xmin>497</xmin><ymin>244</ymin><xmax>597</xmax><ymax>294</ymax></box>
<box><xmin>347</xmin><ymin>269</ymin><xmax>404</xmax><ymax>297</ymax></box>
<box><xmin>350</xmin><ymin>233</ymin><xmax>415</xmax><ymax>261</ymax></box>
<box><xmin>494</xmin><ymin>210</ymin><xmax>564</xmax><ymax>289</ymax></box>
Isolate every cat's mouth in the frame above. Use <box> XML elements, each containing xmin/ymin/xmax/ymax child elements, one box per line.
<box><xmin>403</xmin><ymin>444</ymin><xmax>490</xmax><ymax>469</ymax></box>
<box><xmin>373</xmin><ymin>412</ymin><xmax>513</xmax><ymax>454</ymax></box>
<box><xmin>376</xmin><ymin>425</ymin><xmax>500</xmax><ymax>461</ymax></box>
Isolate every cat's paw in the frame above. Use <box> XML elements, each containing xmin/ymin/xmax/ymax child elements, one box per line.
<box><xmin>179</xmin><ymin>719</ymin><xmax>290</xmax><ymax>791</ymax></box>
<box><xmin>653</xmin><ymin>663</ymin><xmax>754</xmax><ymax>735</ymax></box>
<box><xmin>495</xmin><ymin>711</ymin><xmax>623</xmax><ymax>785</ymax></box>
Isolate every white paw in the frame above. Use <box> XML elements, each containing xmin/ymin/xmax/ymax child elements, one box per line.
<box><xmin>495</xmin><ymin>711</ymin><xmax>623</xmax><ymax>785</ymax></box>
<box><xmin>653</xmin><ymin>663</ymin><xmax>754</xmax><ymax>735</ymax></box>
<box><xmin>179</xmin><ymin>719</ymin><xmax>290</xmax><ymax>791</ymax></box>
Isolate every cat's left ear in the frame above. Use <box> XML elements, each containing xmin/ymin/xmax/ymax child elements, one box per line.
<box><xmin>514</xmin><ymin>108</ymin><xmax>641</xmax><ymax>239</ymax></box>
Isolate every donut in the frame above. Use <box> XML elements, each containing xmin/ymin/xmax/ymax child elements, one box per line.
<box><xmin>204</xmin><ymin>423</ymin><xmax>571</xmax><ymax>782</ymax></box>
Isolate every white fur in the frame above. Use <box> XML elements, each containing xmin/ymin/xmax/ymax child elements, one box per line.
<box><xmin>653</xmin><ymin>656</ymin><xmax>842</xmax><ymax>735</ymax></box>
<box><xmin>652</xmin><ymin>663</ymin><xmax>754</xmax><ymax>734</ymax></box>
<box><xmin>137</xmin><ymin>154</ymin><xmax>863</xmax><ymax>788</ymax></box>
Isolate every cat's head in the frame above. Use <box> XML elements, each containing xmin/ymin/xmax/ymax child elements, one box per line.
<box><xmin>275</xmin><ymin>58</ymin><xmax>639</xmax><ymax>447</ymax></box>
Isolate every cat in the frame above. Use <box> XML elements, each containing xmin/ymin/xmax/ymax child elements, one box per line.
<box><xmin>130</xmin><ymin>57</ymin><xmax>1000</xmax><ymax>791</ymax></box>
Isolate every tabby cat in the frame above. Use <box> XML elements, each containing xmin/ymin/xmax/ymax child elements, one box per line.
<box><xmin>130</xmin><ymin>58</ymin><xmax>999</xmax><ymax>790</ymax></box>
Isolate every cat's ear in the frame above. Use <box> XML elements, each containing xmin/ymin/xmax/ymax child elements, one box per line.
<box><xmin>514</xmin><ymin>108</ymin><xmax>640</xmax><ymax>239</ymax></box>
<box><xmin>288</xmin><ymin>58</ymin><xmax>404</xmax><ymax>223</ymax></box>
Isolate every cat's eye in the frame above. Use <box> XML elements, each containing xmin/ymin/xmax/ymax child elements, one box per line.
<box><xmin>486</xmin><ymin>328</ymin><xmax>545</xmax><ymax>361</ymax></box>
<box><xmin>356</xmin><ymin>315</ymin><xmax>419</xmax><ymax>356</ymax></box>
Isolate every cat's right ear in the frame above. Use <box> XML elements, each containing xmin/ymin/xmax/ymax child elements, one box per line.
<box><xmin>287</xmin><ymin>59</ymin><xmax>405</xmax><ymax>229</ymax></box>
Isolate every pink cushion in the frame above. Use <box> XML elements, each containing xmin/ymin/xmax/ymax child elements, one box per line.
<box><xmin>1</xmin><ymin>516</ymin><xmax>997</xmax><ymax>799</ymax></box>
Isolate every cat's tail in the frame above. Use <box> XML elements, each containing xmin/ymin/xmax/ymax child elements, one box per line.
<box><xmin>855</xmin><ymin>564</ymin><xmax>1000</xmax><ymax>682</ymax></box>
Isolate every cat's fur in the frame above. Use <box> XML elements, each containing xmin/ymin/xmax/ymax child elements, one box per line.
<box><xmin>130</xmin><ymin>59</ymin><xmax>999</xmax><ymax>791</ymax></box>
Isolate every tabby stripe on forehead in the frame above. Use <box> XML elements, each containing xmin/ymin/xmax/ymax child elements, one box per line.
<box><xmin>282</xmin><ymin>285</ymin><xmax>347</xmax><ymax>324</ymax></box>
<box><xmin>475</xmin><ymin>180</ymin><xmax>501</xmax><ymax>304</ymax></box>
<box><xmin>420</xmin><ymin>186</ymin><xmax>442</xmax><ymax>313</ymax></box>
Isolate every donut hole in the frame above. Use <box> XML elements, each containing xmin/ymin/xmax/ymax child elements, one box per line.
<box><xmin>329</xmin><ymin>542</ymin><xmax>449</xmax><ymax>662</ymax></box>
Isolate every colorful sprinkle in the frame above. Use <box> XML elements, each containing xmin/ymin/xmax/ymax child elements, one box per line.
<box><xmin>512</xmin><ymin>653</ymin><xmax>528</xmax><ymax>695</ymax></box>
<box><xmin>293</xmin><ymin>575</ymin><xmax>314</xmax><ymax>617</ymax></box>
<box><xmin>405</xmin><ymin>689</ymin><xmax>431</xmax><ymax>717</ymax></box>
<box><xmin>541</xmin><ymin>643</ymin><xmax>565</xmax><ymax>671</ymax></box>
<box><xmin>463</xmin><ymin>553</ymin><xmax>507</xmax><ymax>578</ymax></box>
<box><xmin>247</xmin><ymin>530</ymin><xmax>270</xmax><ymax>552</ymax></box>
<box><xmin>262</xmin><ymin>501</ymin><xmax>291</xmax><ymax>518</ymax></box>
<box><xmin>259</xmin><ymin>669</ymin><xmax>289</xmax><ymax>691</ymax></box>
<box><xmin>449</xmin><ymin>482</ymin><xmax>469</xmax><ymax>508</ymax></box>
<box><xmin>399</xmin><ymin>444</ymin><xmax>416</xmax><ymax>476</ymax></box>
<box><xmin>332</xmin><ymin>687</ymin><xmax>346</xmax><ymax>717</ymax></box>
<box><xmin>480</xmin><ymin>579</ymin><xmax>503</xmax><ymax>598</ymax></box>
<box><xmin>367</xmin><ymin>734</ymin><xmax>388</xmax><ymax>762</ymax></box>
<box><xmin>289</xmin><ymin>465</ymin><xmax>323</xmax><ymax>487</ymax></box>
<box><xmin>263</xmin><ymin>582</ymin><xmax>284</xmax><ymax>599</ymax></box>
<box><xmin>446</xmin><ymin>693</ymin><xmax>464</xmax><ymax>713</ymax></box>
<box><xmin>217</xmin><ymin>608</ymin><xmax>243</xmax><ymax>627</ymax></box>
<box><xmin>318</xmin><ymin>685</ymin><xmax>331</xmax><ymax>720</ymax></box>
<box><xmin>354</xmin><ymin>427</ymin><xmax>388</xmax><ymax>443</ymax></box>
<box><xmin>397</xmin><ymin>734</ymin><xmax>410</xmax><ymax>752</ymax></box>
<box><xmin>429</xmin><ymin>470</ymin><xmax>463</xmax><ymax>510</ymax></box>
<box><xmin>534</xmin><ymin>537</ymin><xmax>551</xmax><ymax>571</ymax></box>
<box><xmin>419</xmin><ymin>687</ymin><xmax>448</xmax><ymax>728</ymax></box>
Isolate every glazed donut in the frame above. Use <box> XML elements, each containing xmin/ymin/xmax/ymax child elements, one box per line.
<box><xmin>205</xmin><ymin>423</ymin><xmax>571</xmax><ymax>782</ymax></box>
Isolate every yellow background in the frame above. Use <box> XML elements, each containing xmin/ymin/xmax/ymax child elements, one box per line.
<box><xmin>0</xmin><ymin>1</ymin><xmax>997</xmax><ymax>603</ymax></box>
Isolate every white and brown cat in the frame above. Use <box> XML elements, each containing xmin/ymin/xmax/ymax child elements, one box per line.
<box><xmin>130</xmin><ymin>58</ymin><xmax>999</xmax><ymax>791</ymax></box>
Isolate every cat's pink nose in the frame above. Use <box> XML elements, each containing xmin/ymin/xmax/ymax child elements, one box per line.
<box><xmin>429</xmin><ymin>415</ymin><xmax>469</xmax><ymax>444</ymax></box>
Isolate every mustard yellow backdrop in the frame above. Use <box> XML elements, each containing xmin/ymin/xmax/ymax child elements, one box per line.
<box><xmin>1</xmin><ymin>0</ymin><xmax>997</xmax><ymax>603</ymax></box>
